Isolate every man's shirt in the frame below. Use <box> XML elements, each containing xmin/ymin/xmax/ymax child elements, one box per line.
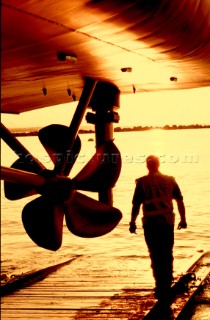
<box><xmin>132</xmin><ymin>171</ymin><xmax>183</xmax><ymax>225</ymax></box>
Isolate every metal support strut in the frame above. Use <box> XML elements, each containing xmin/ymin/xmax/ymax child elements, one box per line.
<box><xmin>86</xmin><ymin>81</ymin><xmax>120</xmax><ymax>206</ymax></box>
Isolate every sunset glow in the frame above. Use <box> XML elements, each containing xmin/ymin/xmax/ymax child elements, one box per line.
<box><xmin>1</xmin><ymin>87</ymin><xmax>210</xmax><ymax>129</ymax></box>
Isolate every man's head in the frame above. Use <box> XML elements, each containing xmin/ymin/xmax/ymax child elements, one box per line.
<box><xmin>146</xmin><ymin>155</ymin><xmax>160</xmax><ymax>173</ymax></box>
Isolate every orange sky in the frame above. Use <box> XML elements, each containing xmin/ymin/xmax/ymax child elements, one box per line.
<box><xmin>1</xmin><ymin>86</ymin><xmax>210</xmax><ymax>129</ymax></box>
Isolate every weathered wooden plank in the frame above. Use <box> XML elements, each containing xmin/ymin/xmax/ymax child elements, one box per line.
<box><xmin>190</xmin><ymin>305</ymin><xmax>210</xmax><ymax>320</ymax></box>
<box><xmin>1</xmin><ymin>309</ymin><xmax>134</xmax><ymax>320</ymax></box>
<box><xmin>0</xmin><ymin>257</ymin><xmax>79</xmax><ymax>296</ymax></box>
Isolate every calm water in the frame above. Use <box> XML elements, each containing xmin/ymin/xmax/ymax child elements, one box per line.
<box><xmin>1</xmin><ymin>129</ymin><xmax>210</xmax><ymax>280</ymax></box>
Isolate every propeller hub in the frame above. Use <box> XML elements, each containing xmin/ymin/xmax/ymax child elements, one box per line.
<box><xmin>38</xmin><ymin>169</ymin><xmax>74</xmax><ymax>201</ymax></box>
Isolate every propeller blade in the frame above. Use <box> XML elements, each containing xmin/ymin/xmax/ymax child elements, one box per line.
<box><xmin>22</xmin><ymin>196</ymin><xmax>64</xmax><ymax>251</ymax></box>
<box><xmin>38</xmin><ymin>124</ymin><xmax>81</xmax><ymax>176</ymax></box>
<box><xmin>4</xmin><ymin>159</ymin><xmax>43</xmax><ymax>200</ymax></box>
<box><xmin>73</xmin><ymin>140</ymin><xmax>122</xmax><ymax>192</ymax></box>
<box><xmin>64</xmin><ymin>192</ymin><xmax>122</xmax><ymax>238</ymax></box>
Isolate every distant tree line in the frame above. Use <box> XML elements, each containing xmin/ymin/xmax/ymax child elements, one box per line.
<box><xmin>114</xmin><ymin>124</ymin><xmax>210</xmax><ymax>132</ymax></box>
<box><xmin>12</xmin><ymin>124</ymin><xmax>210</xmax><ymax>136</ymax></box>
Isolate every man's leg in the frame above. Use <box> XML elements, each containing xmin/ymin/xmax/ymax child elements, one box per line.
<box><xmin>144</xmin><ymin>216</ymin><xmax>174</xmax><ymax>301</ymax></box>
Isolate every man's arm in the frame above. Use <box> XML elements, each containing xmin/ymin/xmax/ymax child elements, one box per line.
<box><xmin>172</xmin><ymin>180</ymin><xmax>187</xmax><ymax>229</ymax></box>
<box><xmin>130</xmin><ymin>179</ymin><xmax>143</xmax><ymax>234</ymax></box>
<box><xmin>129</xmin><ymin>203</ymin><xmax>140</xmax><ymax>233</ymax></box>
<box><xmin>176</xmin><ymin>199</ymin><xmax>187</xmax><ymax>229</ymax></box>
<box><xmin>131</xmin><ymin>203</ymin><xmax>140</xmax><ymax>224</ymax></box>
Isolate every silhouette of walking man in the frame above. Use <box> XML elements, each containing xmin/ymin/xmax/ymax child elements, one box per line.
<box><xmin>129</xmin><ymin>155</ymin><xmax>187</xmax><ymax>318</ymax></box>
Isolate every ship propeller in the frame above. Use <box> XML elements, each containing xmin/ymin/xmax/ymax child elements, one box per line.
<box><xmin>1</xmin><ymin>78</ymin><xmax>122</xmax><ymax>251</ymax></box>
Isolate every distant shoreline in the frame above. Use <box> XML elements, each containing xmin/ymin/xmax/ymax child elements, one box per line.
<box><xmin>11</xmin><ymin>124</ymin><xmax>210</xmax><ymax>136</ymax></box>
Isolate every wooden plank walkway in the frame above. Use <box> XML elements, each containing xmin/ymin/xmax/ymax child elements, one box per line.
<box><xmin>1</xmin><ymin>255</ymin><xmax>155</xmax><ymax>319</ymax></box>
<box><xmin>1</xmin><ymin>252</ymin><xmax>210</xmax><ymax>320</ymax></box>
